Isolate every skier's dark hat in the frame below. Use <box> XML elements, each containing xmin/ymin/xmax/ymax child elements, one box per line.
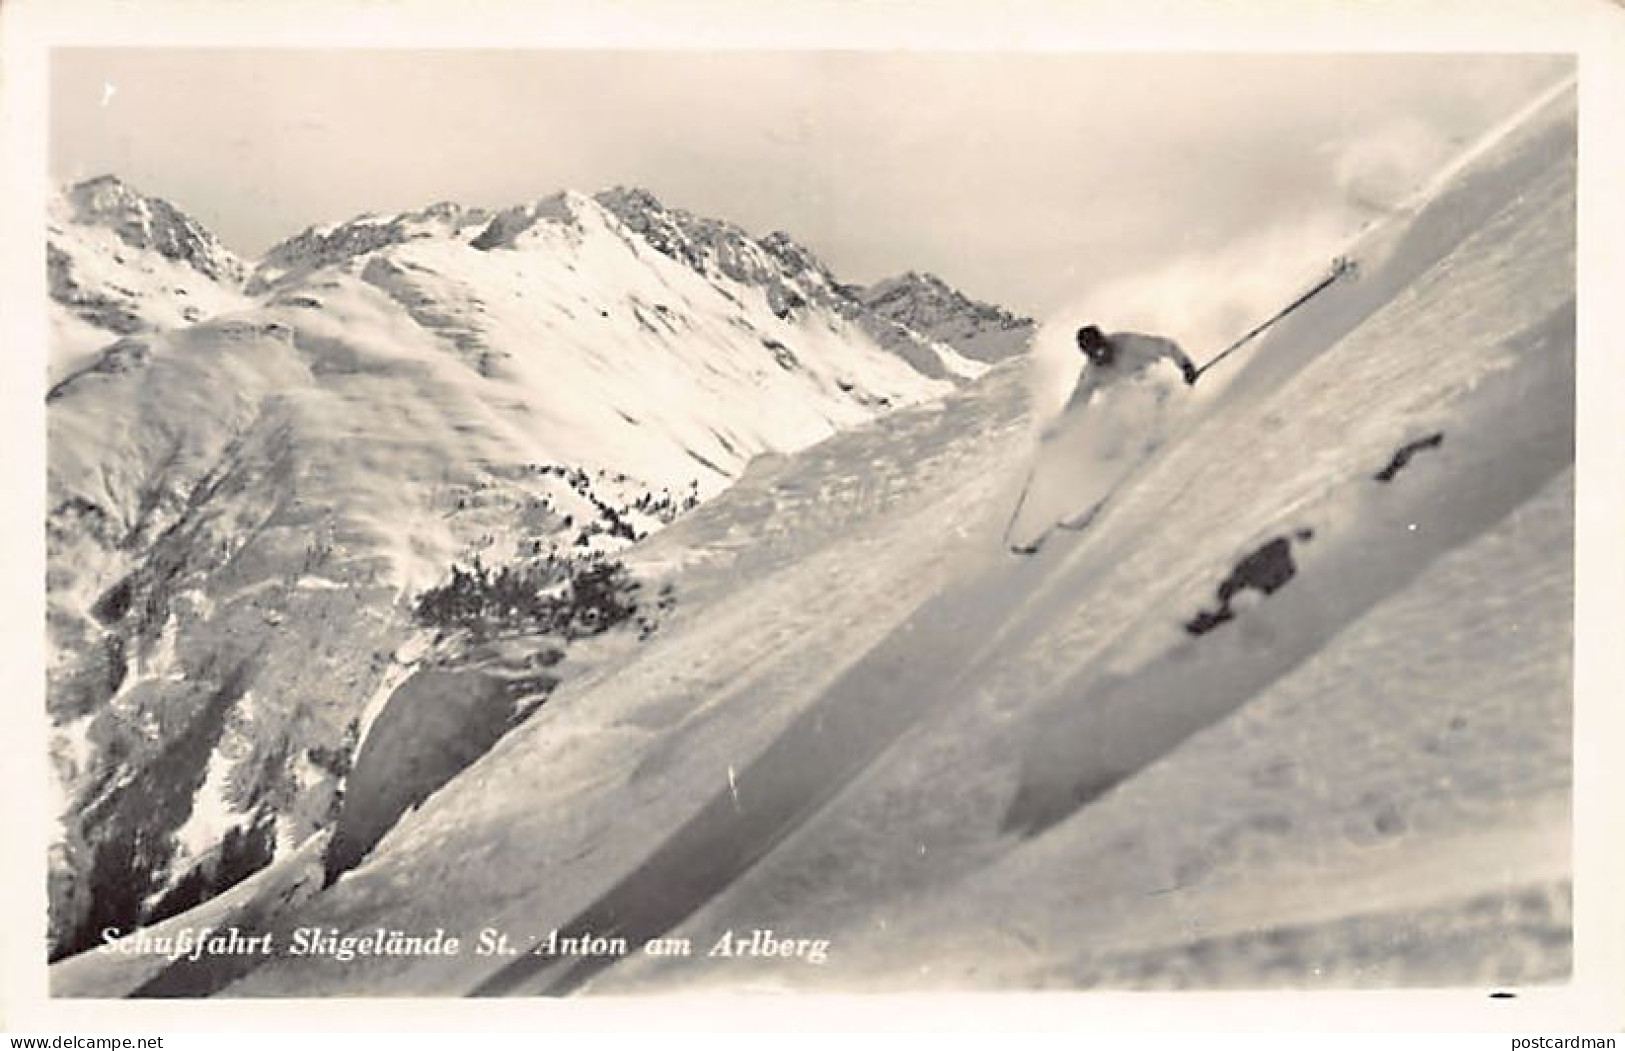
<box><xmin>1076</xmin><ymin>325</ymin><xmax>1113</xmax><ymax>365</ymax></box>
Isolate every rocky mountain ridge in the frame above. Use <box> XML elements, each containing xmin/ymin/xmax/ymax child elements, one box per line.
<box><xmin>861</xmin><ymin>269</ymin><xmax>1034</xmax><ymax>363</ymax></box>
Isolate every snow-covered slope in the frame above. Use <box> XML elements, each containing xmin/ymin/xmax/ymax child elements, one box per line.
<box><xmin>47</xmin><ymin>176</ymin><xmax>251</xmax><ymax>384</ymax></box>
<box><xmin>592</xmin><ymin>82</ymin><xmax>1577</xmax><ymax>994</ymax></box>
<box><xmin>59</xmin><ymin>81</ymin><xmax>1574</xmax><ymax>998</ymax></box>
<box><xmin>44</xmin><ymin>181</ymin><xmax>1018</xmax><ymax>964</ymax></box>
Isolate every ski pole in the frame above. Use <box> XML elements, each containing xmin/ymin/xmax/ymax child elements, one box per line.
<box><xmin>1000</xmin><ymin>460</ymin><xmax>1039</xmax><ymax>549</ymax></box>
<box><xmin>1192</xmin><ymin>256</ymin><xmax>1356</xmax><ymax>382</ymax></box>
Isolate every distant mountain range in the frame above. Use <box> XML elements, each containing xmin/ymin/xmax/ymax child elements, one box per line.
<box><xmin>43</xmin><ymin>174</ymin><xmax>1034</xmax><ymax>960</ymax></box>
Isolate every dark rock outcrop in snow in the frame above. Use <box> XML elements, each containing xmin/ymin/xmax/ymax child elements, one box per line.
<box><xmin>1185</xmin><ymin>529</ymin><xmax>1312</xmax><ymax>636</ymax></box>
<box><xmin>1374</xmin><ymin>431</ymin><xmax>1446</xmax><ymax>483</ymax></box>
<box><xmin>323</xmin><ymin>668</ymin><xmax>541</xmax><ymax>887</ymax></box>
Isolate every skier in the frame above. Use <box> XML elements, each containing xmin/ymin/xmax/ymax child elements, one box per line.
<box><xmin>1078</xmin><ymin>325</ymin><xmax>1198</xmax><ymax>381</ymax></box>
<box><xmin>1057</xmin><ymin>325</ymin><xmax>1198</xmax><ymax>427</ymax></box>
<box><xmin>1006</xmin><ymin>258</ymin><xmax>1358</xmax><ymax>553</ymax></box>
<box><xmin>1006</xmin><ymin>325</ymin><xmax>1199</xmax><ymax>552</ymax></box>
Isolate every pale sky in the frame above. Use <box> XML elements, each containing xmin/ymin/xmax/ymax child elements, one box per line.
<box><xmin>50</xmin><ymin>50</ymin><xmax>1570</xmax><ymax>316</ymax></box>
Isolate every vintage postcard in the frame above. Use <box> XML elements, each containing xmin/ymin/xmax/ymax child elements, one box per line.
<box><xmin>2</xmin><ymin>0</ymin><xmax>1622</xmax><ymax>1034</ymax></box>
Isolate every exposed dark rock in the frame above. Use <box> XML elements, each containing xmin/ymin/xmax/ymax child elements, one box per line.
<box><xmin>1185</xmin><ymin>534</ymin><xmax>1306</xmax><ymax>636</ymax></box>
<box><xmin>322</xmin><ymin>668</ymin><xmax>550</xmax><ymax>886</ymax></box>
<box><xmin>1374</xmin><ymin>431</ymin><xmax>1446</xmax><ymax>482</ymax></box>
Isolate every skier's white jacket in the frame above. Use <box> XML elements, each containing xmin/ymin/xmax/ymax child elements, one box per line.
<box><xmin>1050</xmin><ymin>331</ymin><xmax>1196</xmax><ymax>437</ymax></box>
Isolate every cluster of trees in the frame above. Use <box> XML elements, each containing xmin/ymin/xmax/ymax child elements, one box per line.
<box><xmin>412</xmin><ymin>553</ymin><xmax>643</xmax><ymax>640</ymax></box>
<box><xmin>420</xmin><ymin>463</ymin><xmax>704</xmax><ymax>638</ymax></box>
<box><xmin>567</xmin><ymin>476</ymin><xmax>702</xmax><ymax>549</ymax></box>
<box><xmin>628</xmin><ymin>480</ymin><xmax>702</xmax><ymax>522</ymax></box>
<box><xmin>507</xmin><ymin>464</ymin><xmax>702</xmax><ymax>549</ymax></box>
<box><xmin>574</xmin><ymin>496</ymin><xmax>641</xmax><ymax>546</ymax></box>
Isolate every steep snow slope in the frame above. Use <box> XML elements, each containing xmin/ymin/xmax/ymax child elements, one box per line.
<box><xmin>44</xmin><ymin>181</ymin><xmax>1015</xmax><ymax>963</ymax></box>
<box><xmin>47</xmin><ymin>176</ymin><xmax>250</xmax><ymax>383</ymax></box>
<box><xmin>84</xmin><ymin>83</ymin><xmax>1574</xmax><ymax>998</ymax></box>
<box><xmin>589</xmin><ymin>85</ymin><xmax>1576</xmax><ymax>994</ymax></box>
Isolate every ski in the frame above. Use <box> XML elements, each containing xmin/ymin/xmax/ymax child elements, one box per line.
<box><xmin>1008</xmin><ymin>494</ymin><xmax>1110</xmax><ymax>556</ymax></box>
<box><xmin>999</xmin><ymin>461</ymin><xmax>1041</xmax><ymax>550</ymax></box>
<box><xmin>1054</xmin><ymin>500</ymin><xmax>1107</xmax><ymax>532</ymax></box>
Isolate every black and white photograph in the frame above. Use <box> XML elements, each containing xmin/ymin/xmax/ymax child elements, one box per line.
<box><xmin>3</xmin><ymin>0</ymin><xmax>1623</xmax><ymax>1034</ymax></box>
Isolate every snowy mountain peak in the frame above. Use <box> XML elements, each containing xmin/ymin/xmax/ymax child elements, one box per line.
<box><xmin>467</xmin><ymin>190</ymin><xmax>603</xmax><ymax>251</ymax></box>
<box><xmin>860</xmin><ymin>269</ymin><xmax>1035</xmax><ymax>363</ymax></box>
<box><xmin>592</xmin><ymin>186</ymin><xmax>832</xmax><ymax>291</ymax></box>
<box><xmin>62</xmin><ymin>175</ymin><xmax>245</xmax><ymax>285</ymax></box>
<box><xmin>864</xmin><ymin>269</ymin><xmax>1015</xmax><ymax>325</ymax></box>
<box><xmin>48</xmin><ymin>178</ymin><xmax>255</xmax><ymax>383</ymax></box>
<box><xmin>250</xmin><ymin>200</ymin><xmax>494</xmax><ymax>291</ymax></box>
